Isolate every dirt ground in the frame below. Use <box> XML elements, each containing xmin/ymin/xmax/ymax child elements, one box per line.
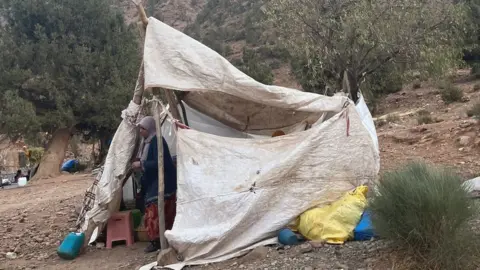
<box><xmin>1</xmin><ymin>74</ymin><xmax>480</xmax><ymax>270</ymax></box>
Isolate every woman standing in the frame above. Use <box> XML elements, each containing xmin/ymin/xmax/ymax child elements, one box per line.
<box><xmin>132</xmin><ymin>116</ymin><xmax>177</xmax><ymax>253</ymax></box>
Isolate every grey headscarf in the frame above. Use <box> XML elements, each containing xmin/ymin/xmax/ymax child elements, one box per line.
<box><xmin>137</xmin><ymin>116</ymin><xmax>157</xmax><ymax>162</ymax></box>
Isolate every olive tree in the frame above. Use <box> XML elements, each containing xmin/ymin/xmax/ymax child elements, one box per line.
<box><xmin>265</xmin><ymin>0</ymin><xmax>468</xmax><ymax>101</ymax></box>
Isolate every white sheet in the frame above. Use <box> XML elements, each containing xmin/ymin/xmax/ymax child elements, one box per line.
<box><xmin>147</xmin><ymin>104</ymin><xmax>378</xmax><ymax>269</ymax></box>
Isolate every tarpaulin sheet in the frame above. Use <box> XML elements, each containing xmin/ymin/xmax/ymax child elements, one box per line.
<box><xmin>143</xmin><ymin>18</ymin><xmax>348</xmax><ymax>117</ymax></box>
<box><xmin>145</xmin><ymin>104</ymin><xmax>378</xmax><ymax>270</ymax></box>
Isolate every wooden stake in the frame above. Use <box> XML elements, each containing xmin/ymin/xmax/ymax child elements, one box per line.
<box><xmin>131</xmin><ymin>0</ymin><xmax>149</xmax><ymax>28</ymax></box>
<box><xmin>153</xmin><ymin>93</ymin><xmax>168</xmax><ymax>250</ymax></box>
<box><xmin>164</xmin><ymin>89</ymin><xmax>183</xmax><ymax>122</ymax></box>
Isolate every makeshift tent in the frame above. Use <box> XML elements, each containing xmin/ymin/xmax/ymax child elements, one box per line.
<box><xmin>76</xmin><ymin>15</ymin><xmax>379</xmax><ymax>270</ymax></box>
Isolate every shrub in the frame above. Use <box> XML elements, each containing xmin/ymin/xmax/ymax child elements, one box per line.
<box><xmin>412</xmin><ymin>79</ymin><xmax>422</xmax><ymax>89</ymax></box>
<box><xmin>386</xmin><ymin>113</ymin><xmax>400</xmax><ymax>123</ymax></box>
<box><xmin>370</xmin><ymin>162</ymin><xmax>478</xmax><ymax>270</ymax></box>
<box><xmin>440</xmin><ymin>83</ymin><xmax>463</xmax><ymax>104</ymax></box>
<box><xmin>467</xmin><ymin>102</ymin><xmax>480</xmax><ymax>119</ymax></box>
<box><xmin>471</xmin><ymin>63</ymin><xmax>480</xmax><ymax>79</ymax></box>
<box><xmin>416</xmin><ymin>109</ymin><xmax>433</xmax><ymax>125</ymax></box>
<box><xmin>473</xmin><ymin>83</ymin><xmax>480</xmax><ymax>92</ymax></box>
<box><xmin>223</xmin><ymin>44</ymin><xmax>233</xmax><ymax>56</ymax></box>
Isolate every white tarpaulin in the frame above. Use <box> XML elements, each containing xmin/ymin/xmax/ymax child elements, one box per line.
<box><xmin>136</xmin><ymin>16</ymin><xmax>379</xmax><ymax>270</ymax></box>
<box><xmin>76</xmin><ymin>100</ymin><xmax>144</xmax><ymax>242</ymax></box>
<box><xmin>141</xmin><ymin>105</ymin><xmax>378</xmax><ymax>270</ymax></box>
<box><xmin>143</xmin><ymin>18</ymin><xmax>348</xmax><ymax>115</ymax></box>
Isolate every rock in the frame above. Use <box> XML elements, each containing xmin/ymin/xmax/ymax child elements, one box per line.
<box><xmin>459</xmin><ymin>120</ymin><xmax>475</xmax><ymax>129</ymax></box>
<box><xmin>19</xmin><ymin>218</ymin><xmax>25</xmax><ymax>223</ymax></box>
<box><xmin>410</xmin><ymin>126</ymin><xmax>428</xmax><ymax>133</ymax></box>
<box><xmin>474</xmin><ymin>138</ymin><xmax>480</xmax><ymax>148</ymax></box>
<box><xmin>6</xmin><ymin>227</ymin><xmax>13</xmax><ymax>233</ymax></box>
<box><xmin>239</xmin><ymin>246</ymin><xmax>269</xmax><ymax>264</ymax></box>
<box><xmin>157</xmin><ymin>248</ymin><xmax>179</xmax><ymax>267</ymax></box>
<box><xmin>304</xmin><ymin>267</ymin><xmax>314</xmax><ymax>270</ymax></box>
<box><xmin>95</xmin><ymin>242</ymin><xmax>105</xmax><ymax>249</ymax></box>
<box><xmin>299</xmin><ymin>243</ymin><xmax>313</xmax><ymax>253</ymax></box>
<box><xmin>6</xmin><ymin>252</ymin><xmax>17</xmax><ymax>260</ymax></box>
<box><xmin>458</xmin><ymin>136</ymin><xmax>472</xmax><ymax>146</ymax></box>
<box><xmin>462</xmin><ymin>96</ymin><xmax>471</xmax><ymax>103</ymax></box>
<box><xmin>309</xmin><ymin>241</ymin><xmax>324</xmax><ymax>248</ymax></box>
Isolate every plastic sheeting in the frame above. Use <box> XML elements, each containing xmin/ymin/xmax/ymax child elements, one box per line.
<box><xmin>143</xmin><ymin>18</ymin><xmax>348</xmax><ymax>116</ymax></box>
<box><xmin>77</xmin><ymin>100</ymin><xmax>143</xmax><ymax>236</ymax></box>
<box><xmin>143</xmin><ymin>104</ymin><xmax>378</xmax><ymax>270</ymax></box>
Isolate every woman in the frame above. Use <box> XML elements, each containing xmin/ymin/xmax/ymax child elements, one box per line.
<box><xmin>14</xmin><ymin>170</ymin><xmax>23</xmax><ymax>183</ymax></box>
<box><xmin>132</xmin><ymin>116</ymin><xmax>177</xmax><ymax>253</ymax></box>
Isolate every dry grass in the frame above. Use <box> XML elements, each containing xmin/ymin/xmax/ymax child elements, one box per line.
<box><xmin>440</xmin><ymin>83</ymin><xmax>463</xmax><ymax>104</ymax></box>
<box><xmin>416</xmin><ymin>110</ymin><xmax>433</xmax><ymax>125</ymax></box>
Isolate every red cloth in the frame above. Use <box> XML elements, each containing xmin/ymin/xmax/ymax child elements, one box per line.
<box><xmin>145</xmin><ymin>193</ymin><xmax>177</xmax><ymax>241</ymax></box>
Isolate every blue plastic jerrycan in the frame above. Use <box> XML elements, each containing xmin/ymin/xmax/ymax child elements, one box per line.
<box><xmin>57</xmin><ymin>232</ymin><xmax>85</xmax><ymax>260</ymax></box>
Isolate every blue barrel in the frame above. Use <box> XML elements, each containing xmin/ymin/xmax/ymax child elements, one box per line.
<box><xmin>57</xmin><ymin>232</ymin><xmax>85</xmax><ymax>260</ymax></box>
<box><xmin>61</xmin><ymin>159</ymin><xmax>78</xmax><ymax>172</ymax></box>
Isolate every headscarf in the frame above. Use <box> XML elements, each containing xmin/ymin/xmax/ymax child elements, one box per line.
<box><xmin>137</xmin><ymin>116</ymin><xmax>157</xmax><ymax>162</ymax></box>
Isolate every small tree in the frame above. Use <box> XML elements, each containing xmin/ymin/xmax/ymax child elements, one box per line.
<box><xmin>0</xmin><ymin>0</ymin><xmax>139</xmax><ymax>179</ymax></box>
<box><xmin>265</xmin><ymin>0</ymin><xmax>468</xmax><ymax>101</ymax></box>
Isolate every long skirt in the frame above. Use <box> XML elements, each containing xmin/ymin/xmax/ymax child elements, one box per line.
<box><xmin>144</xmin><ymin>193</ymin><xmax>177</xmax><ymax>241</ymax></box>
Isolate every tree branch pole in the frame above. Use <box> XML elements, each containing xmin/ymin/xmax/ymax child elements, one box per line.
<box><xmin>153</xmin><ymin>96</ymin><xmax>168</xmax><ymax>250</ymax></box>
<box><xmin>132</xmin><ymin>0</ymin><xmax>183</xmax><ymax>123</ymax></box>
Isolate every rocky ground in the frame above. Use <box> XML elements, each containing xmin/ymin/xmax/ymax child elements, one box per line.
<box><xmin>1</xmin><ymin>73</ymin><xmax>480</xmax><ymax>270</ymax></box>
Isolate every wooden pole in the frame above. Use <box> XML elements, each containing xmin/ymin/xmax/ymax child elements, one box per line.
<box><xmin>164</xmin><ymin>89</ymin><xmax>183</xmax><ymax>121</ymax></box>
<box><xmin>132</xmin><ymin>0</ymin><xmax>149</xmax><ymax>28</ymax></box>
<box><xmin>153</xmin><ymin>93</ymin><xmax>168</xmax><ymax>250</ymax></box>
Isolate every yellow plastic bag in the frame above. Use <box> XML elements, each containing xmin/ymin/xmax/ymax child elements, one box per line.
<box><xmin>293</xmin><ymin>185</ymin><xmax>368</xmax><ymax>244</ymax></box>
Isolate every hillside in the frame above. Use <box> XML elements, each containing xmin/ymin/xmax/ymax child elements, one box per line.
<box><xmin>119</xmin><ymin>0</ymin><xmax>300</xmax><ymax>88</ymax></box>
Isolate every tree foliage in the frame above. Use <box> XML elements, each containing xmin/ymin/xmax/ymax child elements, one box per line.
<box><xmin>464</xmin><ymin>0</ymin><xmax>480</xmax><ymax>63</ymax></box>
<box><xmin>0</xmin><ymin>0</ymin><xmax>139</xmax><ymax>144</ymax></box>
<box><xmin>236</xmin><ymin>48</ymin><xmax>274</xmax><ymax>85</ymax></box>
<box><xmin>265</xmin><ymin>0</ymin><xmax>468</xmax><ymax>96</ymax></box>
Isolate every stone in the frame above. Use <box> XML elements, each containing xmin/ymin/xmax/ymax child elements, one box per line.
<box><xmin>19</xmin><ymin>218</ymin><xmax>25</xmax><ymax>223</ymax></box>
<box><xmin>309</xmin><ymin>241</ymin><xmax>324</xmax><ymax>248</ymax></box>
<box><xmin>299</xmin><ymin>243</ymin><xmax>313</xmax><ymax>253</ymax></box>
<box><xmin>157</xmin><ymin>248</ymin><xmax>179</xmax><ymax>267</ymax></box>
<box><xmin>458</xmin><ymin>136</ymin><xmax>472</xmax><ymax>146</ymax></box>
<box><xmin>462</xmin><ymin>96</ymin><xmax>471</xmax><ymax>103</ymax></box>
<box><xmin>6</xmin><ymin>252</ymin><xmax>17</xmax><ymax>260</ymax></box>
<box><xmin>459</xmin><ymin>121</ymin><xmax>475</xmax><ymax>129</ymax></box>
<box><xmin>6</xmin><ymin>227</ymin><xmax>13</xmax><ymax>233</ymax></box>
<box><xmin>304</xmin><ymin>267</ymin><xmax>314</xmax><ymax>270</ymax></box>
<box><xmin>239</xmin><ymin>246</ymin><xmax>269</xmax><ymax>264</ymax></box>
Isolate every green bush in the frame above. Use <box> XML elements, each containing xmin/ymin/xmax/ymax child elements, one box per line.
<box><xmin>370</xmin><ymin>162</ymin><xmax>478</xmax><ymax>269</ymax></box>
<box><xmin>473</xmin><ymin>83</ymin><xmax>480</xmax><ymax>92</ymax></box>
<box><xmin>471</xmin><ymin>63</ymin><xmax>480</xmax><ymax>79</ymax></box>
<box><xmin>386</xmin><ymin>113</ymin><xmax>400</xmax><ymax>123</ymax></box>
<box><xmin>412</xmin><ymin>79</ymin><xmax>422</xmax><ymax>89</ymax></box>
<box><xmin>467</xmin><ymin>102</ymin><xmax>480</xmax><ymax>119</ymax></box>
<box><xmin>441</xmin><ymin>83</ymin><xmax>463</xmax><ymax>104</ymax></box>
<box><xmin>416</xmin><ymin>109</ymin><xmax>433</xmax><ymax>125</ymax></box>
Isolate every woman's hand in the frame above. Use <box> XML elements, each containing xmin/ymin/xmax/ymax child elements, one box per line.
<box><xmin>132</xmin><ymin>161</ymin><xmax>142</xmax><ymax>171</ymax></box>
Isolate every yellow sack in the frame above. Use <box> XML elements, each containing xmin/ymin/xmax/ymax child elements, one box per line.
<box><xmin>293</xmin><ymin>185</ymin><xmax>368</xmax><ymax>244</ymax></box>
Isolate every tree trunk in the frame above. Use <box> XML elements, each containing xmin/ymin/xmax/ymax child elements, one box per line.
<box><xmin>95</xmin><ymin>135</ymin><xmax>109</xmax><ymax>165</ymax></box>
<box><xmin>31</xmin><ymin>128</ymin><xmax>72</xmax><ymax>181</ymax></box>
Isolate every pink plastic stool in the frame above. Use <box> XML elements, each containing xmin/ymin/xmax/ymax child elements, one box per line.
<box><xmin>106</xmin><ymin>211</ymin><xmax>134</xmax><ymax>249</ymax></box>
